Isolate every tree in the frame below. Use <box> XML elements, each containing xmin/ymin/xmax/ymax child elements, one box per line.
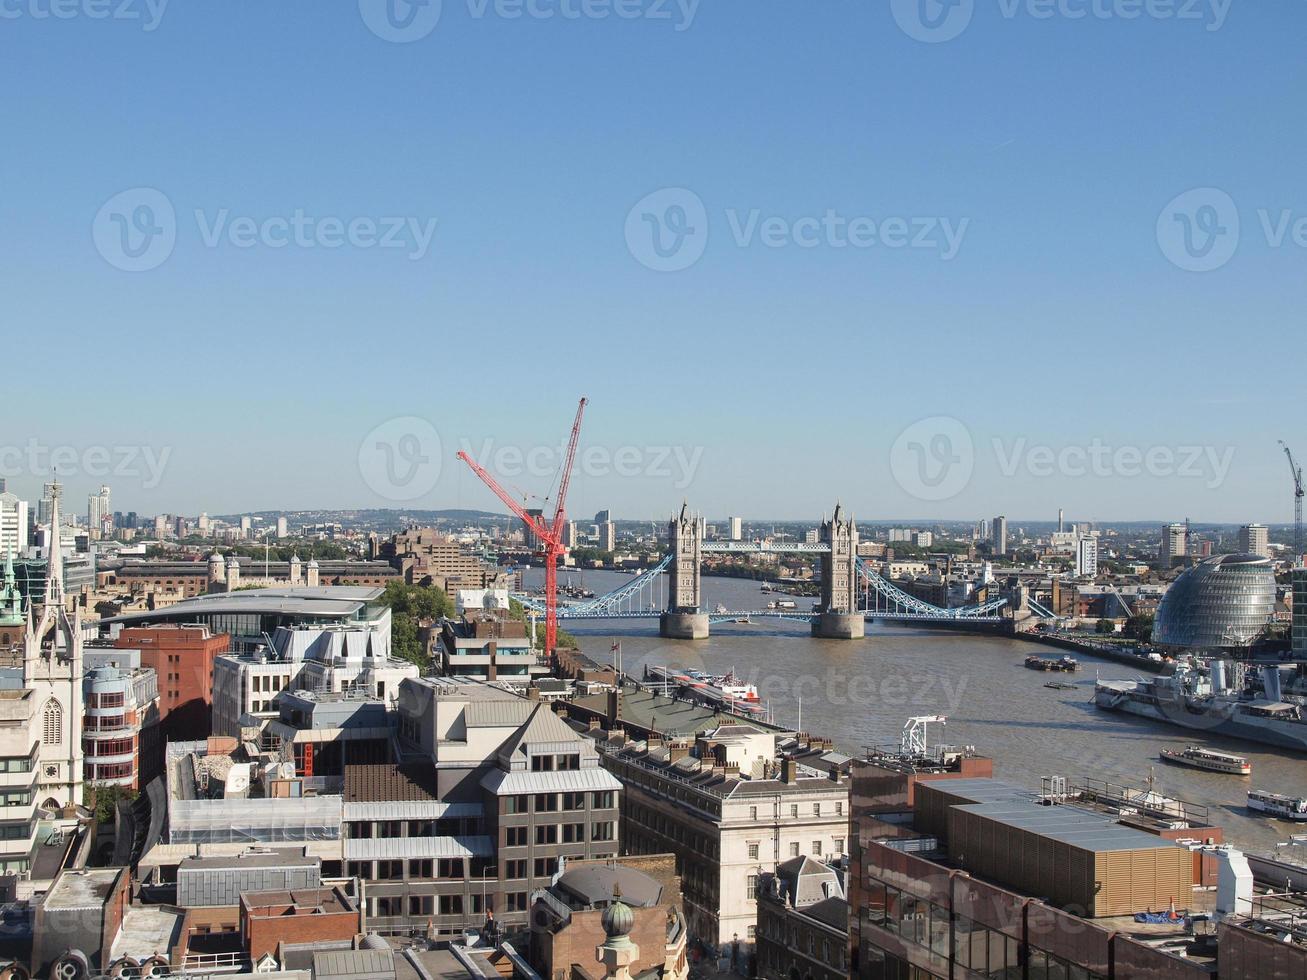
<box><xmin>84</xmin><ymin>783</ymin><xmax>137</xmax><ymax>825</ymax></box>
<box><xmin>1124</xmin><ymin>613</ymin><xmax>1154</xmax><ymax>642</ymax></box>
<box><xmin>1096</xmin><ymin>619</ymin><xmax>1116</xmax><ymax>635</ymax></box>
<box><xmin>378</xmin><ymin>581</ymin><xmax>455</xmax><ymax>669</ymax></box>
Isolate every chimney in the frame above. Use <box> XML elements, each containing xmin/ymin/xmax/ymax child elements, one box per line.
<box><xmin>607</xmin><ymin>687</ymin><xmax>622</xmax><ymax>726</ymax></box>
<box><xmin>781</xmin><ymin>758</ymin><xmax>797</xmax><ymax>784</ymax></box>
<box><xmin>527</xmin><ymin>686</ymin><xmax>541</xmax><ymax>702</ymax></box>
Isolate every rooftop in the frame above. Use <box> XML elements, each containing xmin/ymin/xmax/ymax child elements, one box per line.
<box><xmin>105</xmin><ymin>586</ymin><xmax>385</xmax><ymax>624</ymax></box>
<box><xmin>44</xmin><ymin>868</ymin><xmax>123</xmax><ymax>911</ymax></box>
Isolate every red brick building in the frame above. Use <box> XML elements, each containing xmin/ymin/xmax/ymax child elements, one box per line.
<box><xmin>116</xmin><ymin>626</ymin><xmax>229</xmax><ymax>741</ymax></box>
<box><xmin>239</xmin><ymin>887</ymin><xmax>363</xmax><ymax>962</ymax></box>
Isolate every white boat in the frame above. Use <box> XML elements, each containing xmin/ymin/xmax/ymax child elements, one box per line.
<box><xmin>1159</xmin><ymin>745</ymin><xmax>1251</xmax><ymax>776</ymax></box>
<box><xmin>1248</xmin><ymin>790</ymin><xmax>1307</xmax><ymax>821</ymax></box>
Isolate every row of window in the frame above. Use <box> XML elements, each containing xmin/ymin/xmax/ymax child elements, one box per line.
<box><xmin>529</xmin><ymin>753</ymin><xmax>580</xmax><ymax>772</ymax></box>
<box><xmin>349</xmin><ymin>819</ymin><xmax>478</xmax><ymax>839</ymax></box>
<box><xmin>746</xmin><ymin>800</ymin><xmax>844</xmax><ymax>821</ymax></box>
<box><xmin>84</xmin><ymin>736</ymin><xmax>135</xmax><ymax>757</ymax></box>
<box><xmin>757</xmin><ymin>911</ymin><xmax>845</xmax><ymax>969</ymax></box>
<box><xmin>503</xmin><ymin>790</ymin><xmax>615</xmax><ymax>814</ymax></box>
<box><xmin>503</xmin><ymin>822</ymin><xmax>615</xmax><ymax>846</ymax></box>
<box><xmin>746</xmin><ymin>839</ymin><xmax>845</xmax><ymax>862</ymax></box>
<box><xmin>87</xmin><ymin>692</ymin><xmax>125</xmax><ymax>709</ymax></box>
<box><xmin>347</xmin><ymin>857</ymin><xmax>497</xmax><ymax>881</ymax></box>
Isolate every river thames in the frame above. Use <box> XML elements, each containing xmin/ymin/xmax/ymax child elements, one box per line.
<box><xmin>527</xmin><ymin>568</ymin><xmax>1307</xmax><ymax>856</ymax></box>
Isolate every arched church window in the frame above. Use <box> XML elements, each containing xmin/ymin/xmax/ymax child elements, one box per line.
<box><xmin>42</xmin><ymin>700</ymin><xmax>62</xmax><ymax>746</ymax></box>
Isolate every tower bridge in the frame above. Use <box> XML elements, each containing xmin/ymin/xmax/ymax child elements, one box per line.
<box><xmin>513</xmin><ymin>501</ymin><xmax>1011</xmax><ymax>640</ymax></box>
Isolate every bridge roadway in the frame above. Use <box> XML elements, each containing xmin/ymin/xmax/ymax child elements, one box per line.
<box><xmin>532</xmin><ymin>605</ymin><xmax>1006</xmax><ymax>625</ymax></box>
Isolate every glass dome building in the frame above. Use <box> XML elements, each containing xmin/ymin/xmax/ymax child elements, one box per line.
<box><xmin>1152</xmin><ymin>553</ymin><xmax>1277</xmax><ymax>651</ymax></box>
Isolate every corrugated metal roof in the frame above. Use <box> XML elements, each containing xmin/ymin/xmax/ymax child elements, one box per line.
<box><xmin>343</xmin><ymin>800</ymin><xmax>482</xmax><ymax>821</ymax></box>
<box><xmin>466</xmin><ymin>698</ymin><xmax>535</xmax><ymax>728</ymax></box>
<box><xmin>481</xmin><ymin>767</ymin><xmax>622</xmax><ymax>796</ymax></box>
<box><xmin>344</xmin><ymin>835</ymin><xmax>494</xmax><ymax>861</ymax></box>
<box><xmin>312</xmin><ymin>949</ymin><xmax>397</xmax><ymax>980</ymax></box>
<box><xmin>952</xmin><ymin>801</ymin><xmax>1186</xmax><ymax>853</ymax></box>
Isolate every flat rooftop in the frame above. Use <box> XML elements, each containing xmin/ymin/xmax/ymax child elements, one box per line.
<box><xmin>105</xmin><ymin>586</ymin><xmax>384</xmax><ymax>623</ymax></box>
<box><xmin>110</xmin><ymin>906</ymin><xmax>183</xmax><ymax>962</ymax></box>
<box><xmin>952</xmin><ymin>801</ymin><xmax>1187</xmax><ymax>854</ymax></box>
<box><xmin>179</xmin><ymin>851</ymin><xmax>317</xmax><ymax>871</ymax></box>
<box><xmin>44</xmin><ymin>868</ymin><xmax>122</xmax><ymax>910</ymax></box>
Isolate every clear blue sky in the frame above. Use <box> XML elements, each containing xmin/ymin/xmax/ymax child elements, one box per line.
<box><xmin>3</xmin><ymin>0</ymin><xmax>1303</xmax><ymax>524</ymax></box>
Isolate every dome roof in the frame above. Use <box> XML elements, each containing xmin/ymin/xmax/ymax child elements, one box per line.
<box><xmin>1153</xmin><ymin>553</ymin><xmax>1276</xmax><ymax>650</ymax></box>
<box><xmin>601</xmin><ymin>885</ymin><xmax>635</xmax><ymax>939</ymax></box>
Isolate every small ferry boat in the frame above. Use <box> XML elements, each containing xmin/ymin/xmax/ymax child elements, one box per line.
<box><xmin>1159</xmin><ymin>745</ymin><xmax>1251</xmax><ymax>776</ymax></box>
<box><xmin>1025</xmin><ymin>655</ymin><xmax>1078</xmax><ymax>672</ymax></box>
<box><xmin>1044</xmin><ymin>681</ymin><xmax>1077</xmax><ymax>691</ymax></box>
<box><xmin>1248</xmin><ymin>790</ymin><xmax>1307</xmax><ymax>821</ymax></box>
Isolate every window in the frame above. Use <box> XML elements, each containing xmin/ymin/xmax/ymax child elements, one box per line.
<box><xmin>749</xmin><ymin>806</ymin><xmax>758</xmax><ymax>820</ymax></box>
<box><xmin>504</xmin><ymin>795</ymin><xmax>529</xmax><ymax>814</ymax></box>
<box><xmin>505</xmin><ymin>827</ymin><xmax>528</xmax><ymax>847</ymax></box>
<box><xmin>506</xmin><ymin>892</ymin><xmax>528</xmax><ymax>912</ymax></box>
<box><xmin>591</xmin><ymin>821</ymin><xmax>615</xmax><ymax>842</ymax></box>
<box><xmin>563</xmin><ymin>823</ymin><xmax>586</xmax><ymax>843</ymax></box>
<box><xmin>591</xmin><ymin>791</ymin><xmax>615</xmax><ymax>809</ymax></box>
<box><xmin>747</xmin><ymin>874</ymin><xmax>758</xmax><ymax>895</ymax></box>
<box><xmin>439</xmin><ymin>895</ymin><xmax>464</xmax><ymax>916</ymax></box>
<box><xmin>562</xmin><ymin>792</ymin><xmax>586</xmax><ymax>810</ymax></box>
<box><xmin>409</xmin><ymin>896</ymin><xmax>433</xmax><ymax>916</ymax></box>
<box><xmin>813</xmin><ymin>803</ymin><xmax>821</xmax><ymax>816</ymax></box>
<box><xmin>789</xmin><ymin>843</ymin><xmax>800</xmax><ymax>857</ymax></box>
<box><xmin>437</xmin><ymin>859</ymin><xmax>463</xmax><ymax>879</ymax></box>
<box><xmin>747</xmin><ymin>843</ymin><xmax>760</xmax><ymax>860</ymax></box>
<box><xmin>504</xmin><ymin>859</ymin><xmax>527</xmax><ymax>879</ymax></box>
<box><xmin>535</xmin><ymin>793</ymin><xmax>559</xmax><ymax>812</ymax></box>
<box><xmin>42</xmin><ymin>700</ymin><xmax>62</xmax><ymax>746</ymax></box>
<box><xmin>834</xmin><ymin>837</ymin><xmax>845</xmax><ymax>853</ymax></box>
<box><xmin>790</xmin><ymin>804</ymin><xmax>798</xmax><ymax>818</ymax></box>
<box><xmin>812</xmin><ymin>840</ymin><xmax>822</xmax><ymax>855</ymax></box>
<box><xmin>835</xmin><ymin>801</ymin><xmax>843</xmax><ymax>816</ymax></box>
<box><xmin>535</xmin><ymin>825</ymin><xmax>558</xmax><ymax>845</ymax></box>
<box><xmin>747</xmin><ymin>925</ymin><xmax>756</xmax><ymax>939</ymax></box>
<box><xmin>534</xmin><ymin>857</ymin><xmax>558</xmax><ymax>878</ymax></box>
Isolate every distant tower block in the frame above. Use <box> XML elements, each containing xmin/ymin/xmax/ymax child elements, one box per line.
<box><xmin>660</xmin><ymin>502</ymin><xmax>709</xmax><ymax>639</ymax></box>
<box><xmin>813</xmin><ymin>502</ymin><xmax>864</xmax><ymax>639</ymax></box>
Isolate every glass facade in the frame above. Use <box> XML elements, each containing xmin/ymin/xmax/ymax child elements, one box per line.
<box><xmin>1293</xmin><ymin>568</ymin><xmax>1307</xmax><ymax>656</ymax></box>
<box><xmin>1153</xmin><ymin>554</ymin><xmax>1276</xmax><ymax>650</ymax></box>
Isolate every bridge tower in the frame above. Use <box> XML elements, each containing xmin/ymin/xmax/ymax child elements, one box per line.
<box><xmin>813</xmin><ymin>502</ymin><xmax>865</xmax><ymax>639</ymax></box>
<box><xmin>660</xmin><ymin>502</ymin><xmax>709</xmax><ymax>639</ymax></box>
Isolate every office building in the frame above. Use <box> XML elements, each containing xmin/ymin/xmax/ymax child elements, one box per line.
<box><xmin>1075</xmin><ymin>535</ymin><xmax>1099</xmax><ymax>578</ymax></box>
<box><xmin>276</xmin><ymin>516</ymin><xmax>289</xmax><ymax>539</ymax></box>
<box><xmin>755</xmin><ymin>857</ymin><xmax>847</xmax><ymax>980</ymax></box>
<box><xmin>114</xmin><ymin>625</ymin><xmax>230</xmax><ymax>741</ymax></box>
<box><xmin>0</xmin><ymin>492</ymin><xmax>27</xmax><ymax>558</ymax></box>
<box><xmin>594</xmin><ymin>510</ymin><xmax>612</xmax><ymax>525</ymax></box>
<box><xmin>87</xmin><ymin>485</ymin><xmax>110</xmax><ymax>539</ymax></box>
<box><xmin>990</xmin><ymin>516</ymin><xmax>1007</xmax><ymax>555</ymax></box>
<box><xmin>1238</xmin><ymin>523</ymin><xmax>1270</xmax><ymax>558</ymax></box>
<box><xmin>1160</xmin><ymin>522</ymin><xmax>1188</xmax><ymax>568</ymax></box>
<box><xmin>383</xmin><ymin>527</ymin><xmax>508</xmax><ymax>592</ymax></box>
<box><xmin>240</xmin><ymin>515</ymin><xmax>253</xmax><ymax>538</ymax></box>
<box><xmin>437</xmin><ymin>597</ymin><xmax>539</xmax><ymax>681</ymax></box>
<box><xmin>528</xmin><ymin>857</ymin><xmax>689</xmax><ymax>980</ymax></box>
<box><xmin>1294</xmin><ymin>567</ymin><xmax>1307</xmax><ymax>656</ymax></box>
<box><xmin>912</xmin><ymin>531</ymin><xmax>933</xmax><ymax>548</ymax></box>
<box><xmin>596</xmin><ymin>724</ymin><xmax>849</xmax><ymax>952</ymax></box>
<box><xmin>600</xmin><ymin>521</ymin><xmax>616</xmax><ymax>552</ymax></box>
<box><xmin>81</xmin><ymin>658</ymin><xmax>161</xmax><ymax>790</ymax></box>
<box><xmin>727</xmin><ymin>516</ymin><xmax>743</xmax><ymax>540</ymax></box>
<box><xmin>1153</xmin><ymin>553</ymin><xmax>1277</xmax><ymax>651</ymax></box>
<box><xmin>153</xmin><ymin>515</ymin><xmax>168</xmax><ymax>539</ymax></box>
<box><xmin>211</xmin><ymin>621</ymin><xmax>416</xmax><ymax>738</ymax></box>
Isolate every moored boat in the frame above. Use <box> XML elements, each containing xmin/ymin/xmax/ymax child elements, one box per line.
<box><xmin>1248</xmin><ymin>789</ymin><xmax>1307</xmax><ymax>821</ymax></box>
<box><xmin>1025</xmin><ymin>655</ymin><xmax>1078</xmax><ymax>672</ymax></box>
<box><xmin>1159</xmin><ymin>745</ymin><xmax>1251</xmax><ymax>775</ymax></box>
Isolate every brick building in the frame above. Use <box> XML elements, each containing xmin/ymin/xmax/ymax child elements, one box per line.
<box><xmin>240</xmin><ymin>886</ymin><xmax>363</xmax><ymax>962</ymax></box>
<box><xmin>115</xmin><ymin>626</ymin><xmax>229</xmax><ymax>741</ymax></box>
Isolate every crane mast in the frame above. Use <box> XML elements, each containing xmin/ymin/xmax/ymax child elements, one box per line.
<box><xmin>457</xmin><ymin>398</ymin><xmax>588</xmax><ymax>656</ymax></box>
<box><xmin>1280</xmin><ymin>441</ymin><xmax>1304</xmax><ymax>559</ymax></box>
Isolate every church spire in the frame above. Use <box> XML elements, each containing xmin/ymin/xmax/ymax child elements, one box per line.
<box><xmin>43</xmin><ymin>481</ymin><xmax>64</xmax><ymax>608</ymax></box>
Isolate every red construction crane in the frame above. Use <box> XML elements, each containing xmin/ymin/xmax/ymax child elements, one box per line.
<box><xmin>457</xmin><ymin>398</ymin><xmax>588</xmax><ymax>655</ymax></box>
